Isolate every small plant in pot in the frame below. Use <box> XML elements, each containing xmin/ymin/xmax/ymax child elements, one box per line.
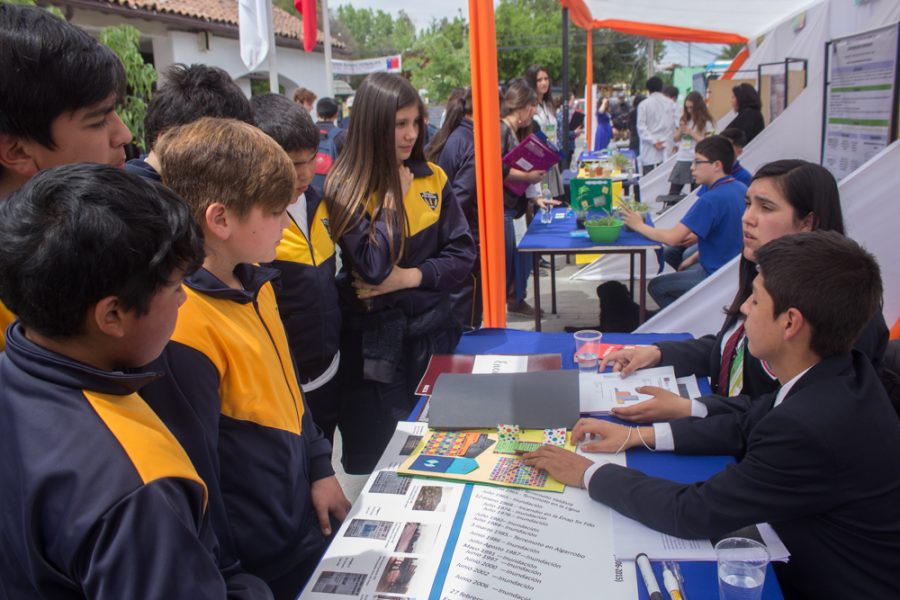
<box><xmin>585</xmin><ymin>214</ymin><xmax>624</xmax><ymax>243</ymax></box>
<box><xmin>619</xmin><ymin>201</ymin><xmax>649</xmax><ymax>231</ymax></box>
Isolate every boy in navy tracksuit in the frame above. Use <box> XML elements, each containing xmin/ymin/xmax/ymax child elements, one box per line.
<box><xmin>0</xmin><ymin>4</ymin><xmax>133</xmax><ymax>349</ymax></box>
<box><xmin>124</xmin><ymin>63</ymin><xmax>254</xmax><ymax>182</ymax></box>
<box><xmin>0</xmin><ymin>164</ymin><xmax>271</xmax><ymax>599</ymax></box>
<box><xmin>143</xmin><ymin>117</ymin><xmax>351</xmax><ymax>600</ymax></box>
<box><xmin>252</xmin><ymin>93</ymin><xmax>343</xmax><ymax>445</ymax></box>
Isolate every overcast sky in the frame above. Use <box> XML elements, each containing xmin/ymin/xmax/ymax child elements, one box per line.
<box><xmin>327</xmin><ymin>1</ymin><xmax>725</xmax><ymax>67</ymax></box>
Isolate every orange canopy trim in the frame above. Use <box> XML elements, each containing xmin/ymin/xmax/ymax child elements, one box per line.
<box><xmin>559</xmin><ymin>0</ymin><xmax>594</xmax><ymax>30</ymax></box>
<box><xmin>561</xmin><ymin>1</ymin><xmax>747</xmax><ymax>42</ymax></box>
<box><xmin>722</xmin><ymin>46</ymin><xmax>750</xmax><ymax>80</ymax></box>
<box><xmin>590</xmin><ymin>19</ymin><xmax>747</xmax><ymax>44</ymax></box>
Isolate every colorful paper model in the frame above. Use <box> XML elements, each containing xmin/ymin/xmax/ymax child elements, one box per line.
<box><xmin>543</xmin><ymin>427</ymin><xmax>567</xmax><ymax>447</ymax></box>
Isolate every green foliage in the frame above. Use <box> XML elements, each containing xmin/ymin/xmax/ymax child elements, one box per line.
<box><xmin>586</xmin><ymin>215</ymin><xmax>622</xmax><ymax>227</ymax></box>
<box><xmin>100</xmin><ymin>25</ymin><xmax>156</xmax><ymax>151</ymax></box>
<box><xmin>336</xmin><ymin>5</ymin><xmax>416</xmax><ymax>57</ymax></box>
<box><xmin>494</xmin><ymin>0</ymin><xmax>654</xmax><ymax>94</ymax></box>
<box><xmin>408</xmin><ymin>16</ymin><xmax>470</xmax><ymax>104</ymax></box>
<box><xmin>718</xmin><ymin>43</ymin><xmax>745</xmax><ymax>60</ymax></box>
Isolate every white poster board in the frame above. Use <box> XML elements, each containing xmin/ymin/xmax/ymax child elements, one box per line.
<box><xmin>822</xmin><ymin>23</ymin><xmax>900</xmax><ymax>180</ymax></box>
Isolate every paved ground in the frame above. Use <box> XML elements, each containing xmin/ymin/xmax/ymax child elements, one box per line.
<box><xmin>329</xmin><ymin>259</ymin><xmax>660</xmax><ymax>502</ymax></box>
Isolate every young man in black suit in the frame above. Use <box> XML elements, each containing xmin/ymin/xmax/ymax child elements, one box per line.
<box><xmin>526</xmin><ymin>231</ymin><xmax>900</xmax><ymax>599</ymax></box>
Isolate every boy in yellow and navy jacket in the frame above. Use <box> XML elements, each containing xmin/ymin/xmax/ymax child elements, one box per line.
<box><xmin>251</xmin><ymin>93</ymin><xmax>343</xmax><ymax>444</ymax></box>
<box><xmin>0</xmin><ymin>5</ymin><xmax>133</xmax><ymax>350</ymax></box>
<box><xmin>142</xmin><ymin>117</ymin><xmax>351</xmax><ymax>600</ymax></box>
<box><xmin>0</xmin><ymin>164</ymin><xmax>271</xmax><ymax>599</ymax></box>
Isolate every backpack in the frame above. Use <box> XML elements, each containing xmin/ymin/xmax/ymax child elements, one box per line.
<box><xmin>312</xmin><ymin>126</ymin><xmax>340</xmax><ymax>193</ymax></box>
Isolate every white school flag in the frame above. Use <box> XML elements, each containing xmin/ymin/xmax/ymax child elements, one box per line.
<box><xmin>238</xmin><ymin>0</ymin><xmax>270</xmax><ymax>71</ymax></box>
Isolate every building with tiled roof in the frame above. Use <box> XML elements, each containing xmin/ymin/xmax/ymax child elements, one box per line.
<box><xmin>47</xmin><ymin>0</ymin><xmax>346</xmax><ymax>100</ymax></box>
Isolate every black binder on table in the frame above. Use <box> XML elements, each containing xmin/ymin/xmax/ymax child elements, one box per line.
<box><xmin>427</xmin><ymin>370</ymin><xmax>579</xmax><ymax>430</ymax></box>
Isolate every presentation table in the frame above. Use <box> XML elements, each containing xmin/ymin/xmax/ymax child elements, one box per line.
<box><xmin>517</xmin><ymin>209</ymin><xmax>662</xmax><ymax>331</ymax></box>
<box><xmin>301</xmin><ymin>329</ymin><xmax>783</xmax><ymax>600</ymax></box>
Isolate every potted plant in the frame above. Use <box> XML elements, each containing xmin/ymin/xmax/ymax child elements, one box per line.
<box><xmin>619</xmin><ymin>200</ymin><xmax>649</xmax><ymax>231</ymax></box>
<box><xmin>585</xmin><ymin>214</ymin><xmax>624</xmax><ymax>243</ymax></box>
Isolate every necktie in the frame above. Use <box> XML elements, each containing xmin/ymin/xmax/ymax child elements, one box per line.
<box><xmin>717</xmin><ymin>323</ymin><xmax>745</xmax><ymax>395</ymax></box>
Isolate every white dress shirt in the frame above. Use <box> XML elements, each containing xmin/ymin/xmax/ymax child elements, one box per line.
<box><xmin>637</xmin><ymin>92</ymin><xmax>676</xmax><ymax>166</ymax></box>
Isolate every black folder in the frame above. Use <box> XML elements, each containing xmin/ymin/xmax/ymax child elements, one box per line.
<box><xmin>427</xmin><ymin>370</ymin><xmax>579</xmax><ymax>430</ymax></box>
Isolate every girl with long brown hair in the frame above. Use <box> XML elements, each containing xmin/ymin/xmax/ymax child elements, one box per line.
<box><xmin>668</xmin><ymin>90</ymin><xmax>715</xmax><ymax>195</ymax></box>
<box><xmin>325</xmin><ymin>73</ymin><xmax>476</xmax><ymax>474</ymax></box>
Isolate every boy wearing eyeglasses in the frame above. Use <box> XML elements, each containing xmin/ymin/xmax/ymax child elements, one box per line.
<box><xmin>621</xmin><ymin>135</ymin><xmax>746</xmax><ymax>308</ymax></box>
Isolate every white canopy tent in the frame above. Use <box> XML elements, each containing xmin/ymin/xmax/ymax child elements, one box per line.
<box><xmin>566</xmin><ymin>0</ymin><xmax>900</xmax><ymax>334</ymax></box>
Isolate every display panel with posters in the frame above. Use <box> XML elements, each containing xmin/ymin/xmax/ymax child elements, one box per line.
<box><xmin>822</xmin><ymin>23</ymin><xmax>900</xmax><ymax>180</ymax></box>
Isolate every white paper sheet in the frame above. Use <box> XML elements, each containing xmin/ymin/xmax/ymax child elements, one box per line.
<box><xmin>471</xmin><ymin>354</ymin><xmax>529</xmax><ymax>374</ymax></box>
<box><xmin>579</xmin><ymin>366</ymin><xmax>680</xmax><ymax>414</ymax></box>
<box><xmin>439</xmin><ymin>448</ymin><xmax>636</xmax><ymax>599</ymax></box>
<box><xmin>611</xmin><ymin>512</ymin><xmax>790</xmax><ymax>563</ymax></box>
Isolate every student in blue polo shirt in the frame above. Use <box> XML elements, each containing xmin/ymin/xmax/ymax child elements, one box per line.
<box><xmin>621</xmin><ymin>135</ymin><xmax>746</xmax><ymax>308</ymax></box>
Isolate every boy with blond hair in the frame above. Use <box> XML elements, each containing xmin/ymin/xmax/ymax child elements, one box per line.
<box><xmin>142</xmin><ymin>117</ymin><xmax>350</xmax><ymax>600</ymax></box>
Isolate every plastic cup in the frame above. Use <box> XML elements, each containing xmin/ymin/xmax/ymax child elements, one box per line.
<box><xmin>574</xmin><ymin>330</ymin><xmax>602</xmax><ymax>373</ymax></box>
<box><xmin>715</xmin><ymin>537</ymin><xmax>769</xmax><ymax>600</ymax></box>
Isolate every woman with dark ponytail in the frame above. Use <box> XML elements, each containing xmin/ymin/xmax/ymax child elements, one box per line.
<box><xmin>601</xmin><ymin>160</ymin><xmax>887</xmax><ymax>422</ymax></box>
<box><xmin>426</xmin><ymin>88</ymin><xmax>482</xmax><ymax>329</ymax></box>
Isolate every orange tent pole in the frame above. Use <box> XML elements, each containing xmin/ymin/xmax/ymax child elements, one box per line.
<box><xmin>469</xmin><ymin>0</ymin><xmax>506</xmax><ymax>328</ymax></box>
<box><xmin>585</xmin><ymin>27</ymin><xmax>593</xmax><ymax>151</ymax></box>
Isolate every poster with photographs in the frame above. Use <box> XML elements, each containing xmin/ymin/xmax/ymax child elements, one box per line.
<box><xmin>299</xmin><ymin>422</ymin><xmax>463</xmax><ymax>599</ymax></box>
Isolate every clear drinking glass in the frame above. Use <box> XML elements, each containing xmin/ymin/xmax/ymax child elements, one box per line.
<box><xmin>715</xmin><ymin>537</ymin><xmax>769</xmax><ymax>600</ymax></box>
<box><xmin>574</xmin><ymin>330</ymin><xmax>602</xmax><ymax>373</ymax></box>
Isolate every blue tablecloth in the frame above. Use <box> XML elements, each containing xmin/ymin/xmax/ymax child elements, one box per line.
<box><xmin>518</xmin><ymin>209</ymin><xmax>660</xmax><ymax>252</ymax></box>
<box><xmin>428</xmin><ymin>328</ymin><xmax>784</xmax><ymax>600</ymax></box>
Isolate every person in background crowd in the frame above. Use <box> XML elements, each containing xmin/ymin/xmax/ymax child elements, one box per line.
<box><xmin>663</xmin><ymin>85</ymin><xmax>681</xmax><ymax>155</ymax></box>
<box><xmin>338</xmin><ymin>95</ymin><xmax>353</xmax><ymax>129</ymax></box>
<box><xmin>426</xmin><ymin>88</ymin><xmax>482</xmax><ymax>330</ymax></box>
<box><xmin>594</xmin><ymin>96</ymin><xmax>613</xmax><ymax>152</ymax></box>
<box><xmin>500</xmin><ymin>79</ymin><xmax>557</xmax><ymax>317</ymax></box>
<box><xmin>727</xmin><ymin>83</ymin><xmax>765</xmax><ymax>144</ymax></box>
<box><xmin>324</xmin><ymin>73</ymin><xmax>475</xmax><ymax>475</ymax></box>
<box><xmin>314</xmin><ymin>96</ymin><xmax>347</xmax><ymax>156</ymax></box>
<box><xmin>668</xmin><ymin>91</ymin><xmax>715</xmax><ymax>195</ymax></box>
<box><xmin>637</xmin><ymin>77</ymin><xmax>675</xmax><ymax>175</ymax></box>
<box><xmin>293</xmin><ymin>87</ymin><xmax>317</xmax><ymax>114</ymax></box>
<box><xmin>525</xmin><ymin>64</ymin><xmax>565</xmax><ymax>199</ymax></box>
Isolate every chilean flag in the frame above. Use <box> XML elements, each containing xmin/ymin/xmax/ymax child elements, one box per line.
<box><xmin>292</xmin><ymin>0</ymin><xmax>317</xmax><ymax>53</ymax></box>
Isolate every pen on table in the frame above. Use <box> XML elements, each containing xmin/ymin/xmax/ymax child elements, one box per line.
<box><xmin>661</xmin><ymin>561</ymin><xmax>683</xmax><ymax>600</ymax></box>
<box><xmin>636</xmin><ymin>553</ymin><xmax>663</xmax><ymax>600</ymax></box>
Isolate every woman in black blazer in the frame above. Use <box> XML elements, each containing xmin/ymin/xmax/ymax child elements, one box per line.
<box><xmin>726</xmin><ymin>82</ymin><xmax>765</xmax><ymax>143</ymax></box>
